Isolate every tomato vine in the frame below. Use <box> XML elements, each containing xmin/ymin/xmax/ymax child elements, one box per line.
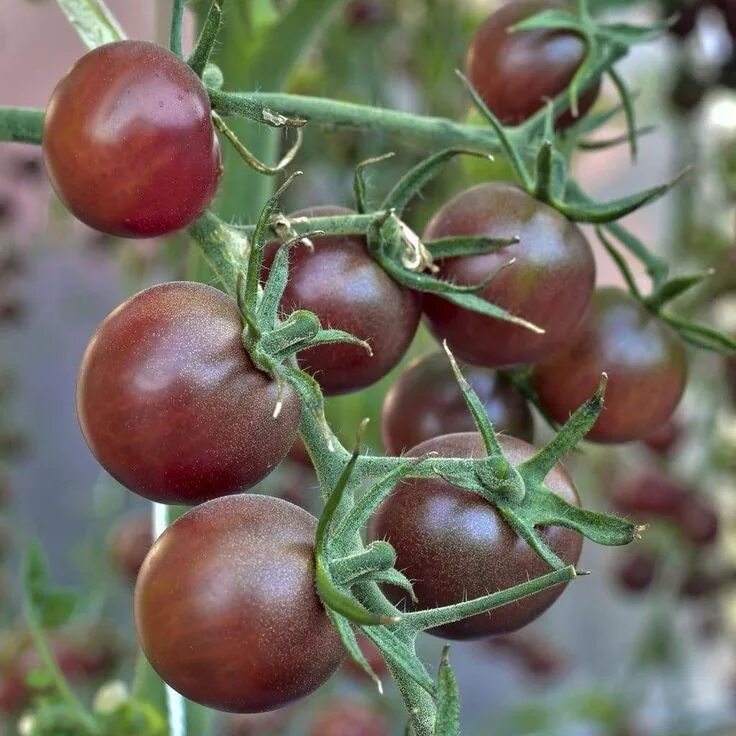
<box><xmin>0</xmin><ymin>1</ymin><xmax>733</xmax><ymax>735</ymax></box>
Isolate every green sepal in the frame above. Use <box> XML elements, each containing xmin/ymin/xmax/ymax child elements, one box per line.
<box><xmin>434</xmin><ymin>648</ymin><xmax>461</xmax><ymax>736</ymax></box>
<box><xmin>354</xmin><ymin>153</ymin><xmax>395</xmax><ymax>214</ymax></box>
<box><xmin>188</xmin><ymin>0</ymin><xmax>224</xmax><ymax>77</ymax></box>
<box><xmin>381</xmin><ymin>148</ymin><xmax>492</xmax><ymax>215</ymax></box>
<box><xmin>54</xmin><ymin>0</ymin><xmax>126</xmax><ymax>50</ymax></box>
<box><xmin>425</xmin><ymin>235</ymin><xmax>519</xmax><ymax>260</ymax></box>
<box><xmin>327</xmin><ymin>609</ymin><xmax>385</xmax><ymax>693</ymax></box>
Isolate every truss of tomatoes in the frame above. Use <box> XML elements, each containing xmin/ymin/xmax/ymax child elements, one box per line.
<box><xmin>40</xmin><ymin>0</ymin><xmax>693</xmax><ymax>717</ymax></box>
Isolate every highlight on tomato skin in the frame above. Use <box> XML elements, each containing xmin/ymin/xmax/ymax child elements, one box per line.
<box><xmin>371</xmin><ymin>432</ymin><xmax>583</xmax><ymax>640</ymax></box>
<box><xmin>264</xmin><ymin>206</ymin><xmax>422</xmax><ymax>396</ymax></box>
<box><xmin>381</xmin><ymin>351</ymin><xmax>534</xmax><ymax>456</ymax></box>
<box><xmin>76</xmin><ymin>281</ymin><xmax>301</xmax><ymax>506</ymax></box>
<box><xmin>533</xmin><ymin>288</ymin><xmax>688</xmax><ymax>444</ymax></box>
<box><xmin>465</xmin><ymin>0</ymin><xmax>601</xmax><ymax>129</ymax></box>
<box><xmin>422</xmin><ymin>182</ymin><xmax>596</xmax><ymax>369</ymax></box>
<box><xmin>42</xmin><ymin>40</ymin><xmax>222</xmax><ymax>238</ymax></box>
<box><xmin>134</xmin><ymin>494</ymin><xmax>346</xmax><ymax>714</ymax></box>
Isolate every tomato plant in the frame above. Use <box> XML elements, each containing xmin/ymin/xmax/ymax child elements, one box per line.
<box><xmin>371</xmin><ymin>432</ymin><xmax>583</xmax><ymax>639</ymax></box>
<box><xmin>381</xmin><ymin>351</ymin><xmax>534</xmax><ymax>455</ymax></box>
<box><xmin>422</xmin><ymin>183</ymin><xmax>595</xmax><ymax>368</ymax></box>
<box><xmin>1</xmin><ymin>0</ymin><xmax>733</xmax><ymax>734</ymax></box>
<box><xmin>534</xmin><ymin>288</ymin><xmax>688</xmax><ymax>443</ymax></box>
<box><xmin>135</xmin><ymin>494</ymin><xmax>345</xmax><ymax>713</ymax></box>
<box><xmin>465</xmin><ymin>0</ymin><xmax>600</xmax><ymax>128</ymax></box>
<box><xmin>77</xmin><ymin>281</ymin><xmax>301</xmax><ymax>505</ymax></box>
<box><xmin>43</xmin><ymin>41</ymin><xmax>221</xmax><ymax>238</ymax></box>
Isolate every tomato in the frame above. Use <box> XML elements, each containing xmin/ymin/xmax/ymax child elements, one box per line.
<box><xmin>77</xmin><ymin>282</ymin><xmax>300</xmax><ymax>505</ymax></box>
<box><xmin>615</xmin><ymin>551</ymin><xmax>657</xmax><ymax>593</ymax></box>
<box><xmin>135</xmin><ymin>494</ymin><xmax>345</xmax><ymax>713</ymax></box>
<box><xmin>534</xmin><ymin>288</ymin><xmax>688</xmax><ymax>443</ymax></box>
<box><xmin>370</xmin><ymin>432</ymin><xmax>583</xmax><ymax>639</ymax></box>
<box><xmin>381</xmin><ymin>351</ymin><xmax>534</xmax><ymax>455</ymax></box>
<box><xmin>642</xmin><ymin>419</ymin><xmax>682</xmax><ymax>456</ymax></box>
<box><xmin>610</xmin><ymin>474</ymin><xmax>687</xmax><ymax>519</ymax></box>
<box><xmin>108</xmin><ymin>513</ymin><xmax>153</xmax><ymax>583</ymax></box>
<box><xmin>678</xmin><ymin>498</ymin><xmax>719</xmax><ymax>547</ymax></box>
<box><xmin>264</xmin><ymin>206</ymin><xmax>422</xmax><ymax>395</ymax></box>
<box><xmin>422</xmin><ymin>183</ymin><xmax>595</xmax><ymax>368</ymax></box>
<box><xmin>309</xmin><ymin>701</ymin><xmax>390</xmax><ymax>736</ymax></box>
<box><xmin>43</xmin><ymin>41</ymin><xmax>221</xmax><ymax>238</ymax></box>
<box><xmin>486</xmin><ymin>633</ymin><xmax>565</xmax><ymax>680</ymax></box>
<box><xmin>465</xmin><ymin>0</ymin><xmax>601</xmax><ymax>129</ymax></box>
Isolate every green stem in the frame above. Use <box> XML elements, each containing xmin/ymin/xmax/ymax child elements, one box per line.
<box><xmin>0</xmin><ymin>106</ymin><xmax>43</xmax><ymax>144</ymax></box>
<box><xmin>211</xmin><ymin>91</ymin><xmax>502</xmax><ymax>154</ymax></box>
<box><xmin>25</xmin><ymin>607</ymin><xmax>99</xmax><ymax>734</ymax></box>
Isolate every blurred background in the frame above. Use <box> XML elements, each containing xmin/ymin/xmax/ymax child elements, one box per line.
<box><xmin>1</xmin><ymin>0</ymin><xmax>736</xmax><ymax>734</ymax></box>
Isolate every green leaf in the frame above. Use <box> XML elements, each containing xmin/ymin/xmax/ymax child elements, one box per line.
<box><xmin>425</xmin><ymin>235</ymin><xmax>519</xmax><ymax>260</ymax></box>
<box><xmin>24</xmin><ymin>544</ymin><xmax>77</xmax><ymax>630</ymax></box>
<box><xmin>435</xmin><ymin>648</ymin><xmax>461</xmax><ymax>736</ymax></box>
<box><xmin>55</xmin><ymin>0</ymin><xmax>126</xmax><ymax>50</ymax></box>
<box><xmin>327</xmin><ymin>610</ymin><xmax>384</xmax><ymax>692</ymax></box>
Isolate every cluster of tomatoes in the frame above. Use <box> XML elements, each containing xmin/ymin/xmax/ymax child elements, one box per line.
<box><xmin>29</xmin><ymin>0</ymin><xmax>710</xmax><ymax>725</ymax></box>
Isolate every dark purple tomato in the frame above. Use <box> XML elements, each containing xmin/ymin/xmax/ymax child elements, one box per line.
<box><xmin>680</xmin><ymin>568</ymin><xmax>721</xmax><ymax>599</ymax></box>
<box><xmin>381</xmin><ymin>351</ymin><xmax>534</xmax><ymax>455</ymax></box>
<box><xmin>108</xmin><ymin>513</ymin><xmax>153</xmax><ymax>583</ymax></box>
<box><xmin>422</xmin><ymin>183</ymin><xmax>595</xmax><ymax>368</ymax></box>
<box><xmin>135</xmin><ymin>494</ymin><xmax>345</xmax><ymax>713</ymax></box>
<box><xmin>465</xmin><ymin>0</ymin><xmax>601</xmax><ymax>129</ymax></box>
<box><xmin>666</xmin><ymin>0</ymin><xmax>701</xmax><ymax>38</ymax></box>
<box><xmin>371</xmin><ymin>432</ymin><xmax>583</xmax><ymax>639</ymax></box>
<box><xmin>610</xmin><ymin>474</ymin><xmax>688</xmax><ymax>520</ymax></box>
<box><xmin>534</xmin><ymin>288</ymin><xmax>688</xmax><ymax>443</ymax></box>
<box><xmin>715</xmin><ymin>0</ymin><xmax>736</xmax><ymax>37</ymax></box>
<box><xmin>486</xmin><ymin>632</ymin><xmax>566</xmax><ymax>680</ymax></box>
<box><xmin>615</xmin><ymin>551</ymin><xmax>657</xmax><ymax>593</ymax></box>
<box><xmin>264</xmin><ymin>206</ymin><xmax>422</xmax><ymax>395</ymax></box>
<box><xmin>77</xmin><ymin>281</ymin><xmax>300</xmax><ymax>505</ymax></box>
<box><xmin>309</xmin><ymin>702</ymin><xmax>390</xmax><ymax>736</ymax></box>
<box><xmin>642</xmin><ymin>419</ymin><xmax>682</xmax><ymax>456</ymax></box>
<box><xmin>678</xmin><ymin>498</ymin><xmax>719</xmax><ymax>547</ymax></box>
<box><xmin>43</xmin><ymin>41</ymin><xmax>221</xmax><ymax>238</ymax></box>
<box><xmin>344</xmin><ymin>0</ymin><xmax>390</xmax><ymax>26</ymax></box>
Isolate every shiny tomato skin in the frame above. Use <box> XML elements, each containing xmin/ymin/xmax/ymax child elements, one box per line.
<box><xmin>77</xmin><ymin>281</ymin><xmax>300</xmax><ymax>505</ymax></box>
<box><xmin>135</xmin><ymin>494</ymin><xmax>345</xmax><ymax>713</ymax></box>
<box><xmin>534</xmin><ymin>288</ymin><xmax>688</xmax><ymax>444</ymax></box>
<box><xmin>381</xmin><ymin>351</ymin><xmax>534</xmax><ymax>455</ymax></box>
<box><xmin>371</xmin><ymin>432</ymin><xmax>583</xmax><ymax>639</ymax></box>
<box><xmin>422</xmin><ymin>183</ymin><xmax>595</xmax><ymax>368</ymax></box>
<box><xmin>43</xmin><ymin>41</ymin><xmax>221</xmax><ymax>238</ymax></box>
<box><xmin>265</xmin><ymin>206</ymin><xmax>422</xmax><ymax>395</ymax></box>
<box><xmin>465</xmin><ymin>0</ymin><xmax>601</xmax><ymax>128</ymax></box>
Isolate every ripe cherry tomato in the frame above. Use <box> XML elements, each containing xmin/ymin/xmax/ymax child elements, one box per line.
<box><xmin>77</xmin><ymin>282</ymin><xmax>300</xmax><ymax>505</ymax></box>
<box><xmin>381</xmin><ymin>351</ymin><xmax>534</xmax><ymax>455</ymax></box>
<box><xmin>534</xmin><ymin>288</ymin><xmax>688</xmax><ymax>443</ymax></box>
<box><xmin>615</xmin><ymin>551</ymin><xmax>657</xmax><ymax>594</ymax></box>
<box><xmin>423</xmin><ymin>183</ymin><xmax>595</xmax><ymax>368</ymax></box>
<box><xmin>486</xmin><ymin>632</ymin><xmax>566</xmax><ymax>680</ymax></box>
<box><xmin>610</xmin><ymin>474</ymin><xmax>687</xmax><ymax>519</ymax></box>
<box><xmin>135</xmin><ymin>494</ymin><xmax>345</xmax><ymax>713</ymax></box>
<box><xmin>465</xmin><ymin>0</ymin><xmax>601</xmax><ymax>129</ymax></box>
<box><xmin>678</xmin><ymin>498</ymin><xmax>719</xmax><ymax>547</ymax></box>
<box><xmin>265</xmin><ymin>206</ymin><xmax>422</xmax><ymax>395</ymax></box>
<box><xmin>309</xmin><ymin>701</ymin><xmax>390</xmax><ymax>736</ymax></box>
<box><xmin>108</xmin><ymin>513</ymin><xmax>153</xmax><ymax>583</ymax></box>
<box><xmin>371</xmin><ymin>432</ymin><xmax>583</xmax><ymax>639</ymax></box>
<box><xmin>43</xmin><ymin>41</ymin><xmax>221</xmax><ymax>238</ymax></box>
<box><xmin>642</xmin><ymin>419</ymin><xmax>682</xmax><ymax>456</ymax></box>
